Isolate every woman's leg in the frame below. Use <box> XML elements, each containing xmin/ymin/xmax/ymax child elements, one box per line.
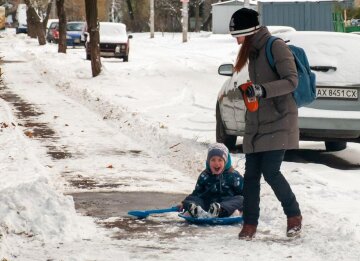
<box><xmin>260</xmin><ymin>150</ymin><xmax>301</xmax><ymax>218</ymax></box>
<box><xmin>243</xmin><ymin>153</ymin><xmax>262</xmax><ymax>225</ymax></box>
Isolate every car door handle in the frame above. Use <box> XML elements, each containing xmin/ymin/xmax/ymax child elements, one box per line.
<box><xmin>310</xmin><ymin>66</ymin><xmax>337</xmax><ymax>72</ymax></box>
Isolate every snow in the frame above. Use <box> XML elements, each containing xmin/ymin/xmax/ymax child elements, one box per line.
<box><xmin>0</xmin><ymin>28</ymin><xmax>360</xmax><ymax>260</ymax></box>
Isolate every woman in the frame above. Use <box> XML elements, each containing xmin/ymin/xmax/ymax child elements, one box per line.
<box><xmin>229</xmin><ymin>8</ymin><xmax>302</xmax><ymax>239</ymax></box>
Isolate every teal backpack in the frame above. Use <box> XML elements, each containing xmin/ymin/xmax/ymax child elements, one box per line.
<box><xmin>265</xmin><ymin>36</ymin><xmax>316</xmax><ymax>107</ymax></box>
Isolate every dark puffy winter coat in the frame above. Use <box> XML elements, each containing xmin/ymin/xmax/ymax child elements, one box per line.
<box><xmin>189</xmin><ymin>167</ymin><xmax>244</xmax><ymax>203</ymax></box>
<box><xmin>243</xmin><ymin>26</ymin><xmax>299</xmax><ymax>153</ymax></box>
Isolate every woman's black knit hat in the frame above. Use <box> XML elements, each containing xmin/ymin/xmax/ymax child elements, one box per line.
<box><xmin>229</xmin><ymin>8</ymin><xmax>260</xmax><ymax>37</ymax></box>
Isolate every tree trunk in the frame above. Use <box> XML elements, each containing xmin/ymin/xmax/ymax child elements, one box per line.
<box><xmin>126</xmin><ymin>0</ymin><xmax>134</xmax><ymax>20</ymax></box>
<box><xmin>43</xmin><ymin>1</ymin><xmax>53</xmax><ymax>33</ymax></box>
<box><xmin>194</xmin><ymin>0</ymin><xmax>200</xmax><ymax>32</ymax></box>
<box><xmin>24</xmin><ymin>0</ymin><xmax>46</xmax><ymax>45</ymax></box>
<box><xmin>85</xmin><ymin>0</ymin><xmax>102</xmax><ymax>77</ymax></box>
<box><xmin>56</xmin><ymin>0</ymin><xmax>67</xmax><ymax>53</ymax></box>
<box><xmin>26</xmin><ymin>7</ymin><xmax>36</xmax><ymax>38</ymax></box>
<box><xmin>202</xmin><ymin>0</ymin><xmax>214</xmax><ymax>31</ymax></box>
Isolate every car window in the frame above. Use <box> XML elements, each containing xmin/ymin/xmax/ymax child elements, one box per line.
<box><xmin>49</xmin><ymin>22</ymin><xmax>58</xmax><ymax>29</ymax></box>
<box><xmin>67</xmin><ymin>23</ymin><xmax>84</xmax><ymax>31</ymax></box>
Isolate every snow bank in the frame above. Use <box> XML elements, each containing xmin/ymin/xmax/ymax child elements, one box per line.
<box><xmin>0</xmin><ymin>99</ymin><xmax>97</xmax><ymax>257</ymax></box>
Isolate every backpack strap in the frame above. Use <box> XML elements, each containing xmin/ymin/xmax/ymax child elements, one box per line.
<box><xmin>265</xmin><ymin>36</ymin><xmax>280</xmax><ymax>71</ymax></box>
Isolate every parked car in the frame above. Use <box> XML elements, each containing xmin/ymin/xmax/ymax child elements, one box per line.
<box><xmin>15</xmin><ymin>4</ymin><xmax>27</xmax><ymax>34</ymax></box>
<box><xmin>46</xmin><ymin>21</ymin><xmax>59</xmax><ymax>43</ymax></box>
<box><xmin>66</xmin><ymin>21</ymin><xmax>85</xmax><ymax>47</ymax></box>
<box><xmin>350</xmin><ymin>18</ymin><xmax>360</xmax><ymax>26</ymax></box>
<box><xmin>46</xmin><ymin>18</ymin><xmax>58</xmax><ymax>30</ymax></box>
<box><xmin>216</xmin><ymin>31</ymin><xmax>360</xmax><ymax>152</ymax></box>
<box><xmin>84</xmin><ymin>22</ymin><xmax>132</xmax><ymax>61</ymax></box>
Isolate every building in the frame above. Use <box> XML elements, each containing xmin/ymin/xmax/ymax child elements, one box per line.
<box><xmin>212</xmin><ymin>0</ymin><xmax>258</xmax><ymax>34</ymax></box>
<box><xmin>258</xmin><ymin>0</ymin><xmax>354</xmax><ymax>31</ymax></box>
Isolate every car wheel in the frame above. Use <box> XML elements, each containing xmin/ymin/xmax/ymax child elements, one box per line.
<box><xmin>123</xmin><ymin>55</ymin><xmax>129</xmax><ymax>62</ymax></box>
<box><xmin>325</xmin><ymin>141</ymin><xmax>347</xmax><ymax>152</ymax></box>
<box><xmin>216</xmin><ymin>102</ymin><xmax>237</xmax><ymax>150</ymax></box>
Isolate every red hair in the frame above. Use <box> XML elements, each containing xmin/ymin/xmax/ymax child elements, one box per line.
<box><xmin>234</xmin><ymin>34</ymin><xmax>254</xmax><ymax>72</ymax></box>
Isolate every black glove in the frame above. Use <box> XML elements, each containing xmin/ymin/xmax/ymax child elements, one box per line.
<box><xmin>246</xmin><ymin>84</ymin><xmax>265</xmax><ymax>98</ymax></box>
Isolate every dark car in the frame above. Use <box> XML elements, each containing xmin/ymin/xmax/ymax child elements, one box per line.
<box><xmin>46</xmin><ymin>21</ymin><xmax>59</xmax><ymax>43</ymax></box>
<box><xmin>66</xmin><ymin>21</ymin><xmax>85</xmax><ymax>47</ymax></box>
<box><xmin>85</xmin><ymin>22</ymin><xmax>132</xmax><ymax>62</ymax></box>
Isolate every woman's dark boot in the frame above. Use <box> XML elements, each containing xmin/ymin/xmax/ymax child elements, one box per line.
<box><xmin>238</xmin><ymin>224</ymin><xmax>257</xmax><ymax>240</ymax></box>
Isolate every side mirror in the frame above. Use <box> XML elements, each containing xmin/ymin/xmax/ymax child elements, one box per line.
<box><xmin>218</xmin><ymin>64</ymin><xmax>234</xmax><ymax>76</ymax></box>
<box><xmin>128</xmin><ymin>35</ymin><xmax>133</xmax><ymax>39</ymax></box>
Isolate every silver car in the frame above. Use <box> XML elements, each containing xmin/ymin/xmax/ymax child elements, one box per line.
<box><xmin>216</xmin><ymin>31</ymin><xmax>360</xmax><ymax>151</ymax></box>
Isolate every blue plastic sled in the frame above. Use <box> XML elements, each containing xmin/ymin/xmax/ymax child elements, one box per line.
<box><xmin>178</xmin><ymin>213</ymin><xmax>243</xmax><ymax>225</ymax></box>
<box><xmin>128</xmin><ymin>206</ymin><xmax>179</xmax><ymax>219</ymax></box>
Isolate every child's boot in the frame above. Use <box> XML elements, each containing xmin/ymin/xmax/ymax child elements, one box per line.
<box><xmin>208</xmin><ymin>202</ymin><xmax>221</xmax><ymax>217</ymax></box>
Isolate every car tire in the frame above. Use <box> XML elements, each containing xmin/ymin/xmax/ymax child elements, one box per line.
<box><xmin>325</xmin><ymin>141</ymin><xmax>347</xmax><ymax>152</ymax></box>
<box><xmin>216</xmin><ymin>102</ymin><xmax>237</xmax><ymax>150</ymax></box>
<box><xmin>123</xmin><ymin>55</ymin><xmax>129</xmax><ymax>62</ymax></box>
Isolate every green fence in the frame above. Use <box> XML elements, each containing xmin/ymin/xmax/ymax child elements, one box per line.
<box><xmin>345</xmin><ymin>25</ymin><xmax>360</xmax><ymax>33</ymax></box>
<box><xmin>333</xmin><ymin>12</ymin><xmax>345</xmax><ymax>32</ymax></box>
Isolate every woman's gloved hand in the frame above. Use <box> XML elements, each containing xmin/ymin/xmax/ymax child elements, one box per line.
<box><xmin>246</xmin><ymin>84</ymin><xmax>265</xmax><ymax>98</ymax></box>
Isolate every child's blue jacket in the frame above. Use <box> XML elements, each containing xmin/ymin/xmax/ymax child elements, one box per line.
<box><xmin>190</xmin><ymin>166</ymin><xmax>244</xmax><ymax>203</ymax></box>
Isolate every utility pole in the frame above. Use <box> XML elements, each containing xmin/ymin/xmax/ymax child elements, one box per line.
<box><xmin>150</xmin><ymin>0</ymin><xmax>154</xmax><ymax>38</ymax></box>
<box><xmin>181</xmin><ymin>0</ymin><xmax>188</xmax><ymax>43</ymax></box>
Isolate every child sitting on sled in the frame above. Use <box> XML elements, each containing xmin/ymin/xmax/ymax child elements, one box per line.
<box><xmin>179</xmin><ymin>143</ymin><xmax>244</xmax><ymax>218</ymax></box>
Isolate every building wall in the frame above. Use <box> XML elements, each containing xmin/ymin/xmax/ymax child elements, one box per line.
<box><xmin>258</xmin><ymin>1</ymin><xmax>352</xmax><ymax>32</ymax></box>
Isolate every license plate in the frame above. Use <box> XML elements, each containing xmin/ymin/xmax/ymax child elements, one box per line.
<box><xmin>316</xmin><ymin>87</ymin><xmax>358</xmax><ymax>100</ymax></box>
<box><xmin>74</xmin><ymin>39</ymin><xmax>80</xmax><ymax>43</ymax></box>
<box><xmin>100</xmin><ymin>52</ymin><xmax>115</xmax><ymax>57</ymax></box>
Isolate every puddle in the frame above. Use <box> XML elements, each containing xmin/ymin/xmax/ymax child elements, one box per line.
<box><xmin>70</xmin><ymin>191</ymin><xmax>222</xmax><ymax>240</ymax></box>
<box><xmin>71</xmin><ymin>191</ymin><xmax>243</xmax><ymax>240</ymax></box>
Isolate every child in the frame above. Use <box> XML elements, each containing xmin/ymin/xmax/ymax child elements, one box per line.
<box><xmin>180</xmin><ymin>143</ymin><xmax>244</xmax><ymax>218</ymax></box>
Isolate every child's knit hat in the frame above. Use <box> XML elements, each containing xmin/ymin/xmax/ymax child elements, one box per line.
<box><xmin>207</xmin><ymin>143</ymin><xmax>229</xmax><ymax>164</ymax></box>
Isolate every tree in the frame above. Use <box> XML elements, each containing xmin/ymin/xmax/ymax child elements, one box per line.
<box><xmin>56</xmin><ymin>0</ymin><xmax>66</xmax><ymax>53</ymax></box>
<box><xmin>121</xmin><ymin>0</ymin><xmax>149</xmax><ymax>32</ymax></box>
<box><xmin>42</xmin><ymin>0</ymin><xmax>52</xmax><ymax>32</ymax></box>
<box><xmin>108</xmin><ymin>0</ymin><xmax>122</xmax><ymax>22</ymax></box>
<box><xmin>23</xmin><ymin>0</ymin><xmax>46</xmax><ymax>45</ymax></box>
<box><xmin>85</xmin><ymin>0</ymin><xmax>101</xmax><ymax>77</ymax></box>
<box><xmin>155</xmin><ymin>0</ymin><xmax>182</xmax><ymax>32</ymax></box>
<box><xmin>194</xmin><ymin>0</ymin><xmax>200</xmax><ymax>32</ymax></box>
